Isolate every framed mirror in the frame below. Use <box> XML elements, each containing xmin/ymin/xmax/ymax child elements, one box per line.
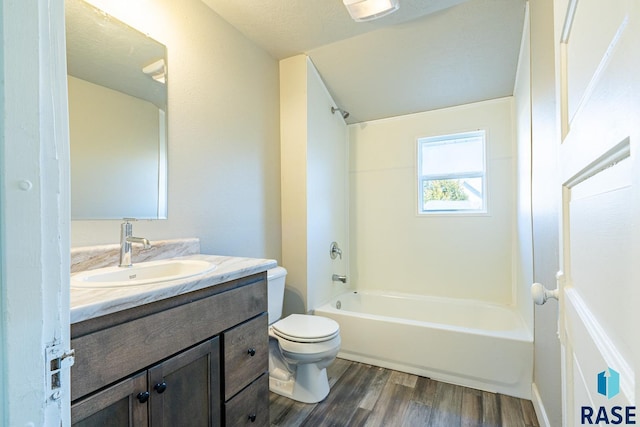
<box><xmin>66</xmin><ymin>0</ymin><xmax>168</xmax><ymax>219</ymax></box>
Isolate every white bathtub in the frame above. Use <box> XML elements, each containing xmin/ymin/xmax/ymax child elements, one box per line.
<box><xmin>314</xmin><ymin>290</ymin><xmax>533</xmax><ymax>398</ymax></box>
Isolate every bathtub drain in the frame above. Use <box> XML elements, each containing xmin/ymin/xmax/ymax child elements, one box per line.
<box><xmin>336</xmin><ymin>300</ymin><xmax>342</xmax><ymax>309</ymax></box>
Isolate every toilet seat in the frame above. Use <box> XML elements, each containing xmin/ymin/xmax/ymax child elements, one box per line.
<box><xmin>271</xmin><ymin>314</ymin><xmax>340</xmax><ymax>343</ymax></box>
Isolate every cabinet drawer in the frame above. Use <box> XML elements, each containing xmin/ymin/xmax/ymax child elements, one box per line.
<box><xmin>224</xmin><ymin>374</ymin><xmax>269</xmax><ymax>427</ymax></box>
<box><xmin>224</xmin><ymin>313</ymin><xmax>268</xmax><ymax>399</ymax></box>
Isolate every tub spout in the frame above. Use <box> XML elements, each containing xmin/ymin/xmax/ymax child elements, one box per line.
<box><xmin>332</xmin><ymin>274</ymin><xmax>347</xmax><ymax>284</ymax></box>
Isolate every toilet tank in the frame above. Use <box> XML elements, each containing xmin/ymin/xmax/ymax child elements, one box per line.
<box><xmin>267</xmin><ymin>267</ymin><xmax>287</xmax><ymax>324</ymax></box>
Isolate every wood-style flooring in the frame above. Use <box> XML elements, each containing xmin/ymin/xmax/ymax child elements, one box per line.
<box><xmin>269</xmin><ymin>358</ymin><xmax>539</xmax><ymax>427</ymax></box>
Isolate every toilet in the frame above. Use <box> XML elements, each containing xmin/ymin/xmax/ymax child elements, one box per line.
<box><xmin>267</xmin><ymin>267</ymin><xmax>341</xmax><ymax>403</ymax></box>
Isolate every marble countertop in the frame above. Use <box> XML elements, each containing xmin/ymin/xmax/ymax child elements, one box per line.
<box><xmin>70</xmin><ymin>254</ymin><xmax>277</xmax><ymax>324</ymax></box>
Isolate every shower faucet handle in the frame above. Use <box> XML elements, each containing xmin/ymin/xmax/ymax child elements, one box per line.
<box><xmin>330</xmin><ymin>242</ymin><xmax>342</xmax><ymax>260</ymax></box>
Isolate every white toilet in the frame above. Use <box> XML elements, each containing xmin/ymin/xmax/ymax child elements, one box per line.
<box><xmin>267</xmin><ymin>267</ymin><xmax>341</xmax><ymax>404</ymax></box>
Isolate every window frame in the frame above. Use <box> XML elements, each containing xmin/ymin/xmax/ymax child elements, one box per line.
<box><xmin>416</xmin><ymin>130</ymin><xmax>488</xmax><ymax>215</ymax></box>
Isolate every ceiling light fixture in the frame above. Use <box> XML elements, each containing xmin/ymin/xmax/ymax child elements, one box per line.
<box><xmin>343</xmin><ymin>0</ymin><xmax>399</xmax><ymax>22</ymax></box>
<box><xmin>142</xmin><ymin>59</ymin><xmax>166</xmax><ymax>84</ymax></box>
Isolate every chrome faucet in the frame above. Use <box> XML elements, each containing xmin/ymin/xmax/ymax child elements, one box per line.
<box><xmin>332</xmin><ymin>274</ymin><xmax>347</xmax><ymax>284</ymax></box>
<box><xmin>329</xmin><ymin>242</ymin><xmax>343</xmax><ymax>260</ymax></box>
<box><xmin>119</xmin><ymin>218</ymin><xmax>151</xmax><ymax>267</ymax></box>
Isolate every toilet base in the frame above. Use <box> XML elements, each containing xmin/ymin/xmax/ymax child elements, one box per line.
<box><xmin>269</xmin><ymin>363</ymin><xmax>330</xmax><ymax>404</ymax></box>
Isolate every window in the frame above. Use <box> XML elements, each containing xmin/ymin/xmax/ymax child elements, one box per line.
<box><xmin>417</xmin><ymin>130</ymin><xmax>486</xmax><ymax>214</ymax></box>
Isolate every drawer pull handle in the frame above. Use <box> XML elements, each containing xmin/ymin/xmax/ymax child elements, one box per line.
<box><xmin>247</xmin><ymin>348</ymin><xmax>256</xmax><ymax>357</ymax></box>
<box><xmin>136</xmin><ymin>391</ymin><xmax>150</xmax><ymax>403</ymax></box>
<box><xmin>248</xmin><ymin>414</ymin><xmax>257</xmax><ymax>422</ymax></box>
<box><xmin>154</xmin><ymin>381</ymin><xmax>167</xmax><ymax>394</ymax></box>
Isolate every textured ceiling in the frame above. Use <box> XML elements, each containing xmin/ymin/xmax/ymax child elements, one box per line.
<box><xmin>201</xmin><ymin>0</ymin><xmax>526</xmax><ymax>123</ymax></box>
<box><xmin>200</xmin><ymin>0</ymin><xmax>471</xmax><ymax>59</ymax></box>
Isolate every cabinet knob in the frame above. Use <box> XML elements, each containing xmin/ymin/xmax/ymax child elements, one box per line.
<box><xmin>154</xmin><ymin>381</ymin><xmax>167</xmax><ymax>394</ymax></box>
<box><xmin>248</xmin><ymin>414</ymin><xmax>257</xmax><ymax>423</ymax></box>
<box><xmin>247</xmin><ymin>348</ymin><xmax>256</xmax><ymax>357</ymax></box>
<box><xmin>136</xmin><ymin>391</ymin><xmax>150</xmax><ymax>403</ymax></box>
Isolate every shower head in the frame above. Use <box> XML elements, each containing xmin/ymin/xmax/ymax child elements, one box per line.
<box><xmin>331</xmin><ymin>106</ymin><xmax>350</xmax><ymax>120</ymax></box>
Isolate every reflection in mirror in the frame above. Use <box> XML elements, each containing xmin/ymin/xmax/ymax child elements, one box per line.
<box><xmin>66</xmin><ymin>0</ymin><xmax>168</xmax><ymax>219</ymax></box>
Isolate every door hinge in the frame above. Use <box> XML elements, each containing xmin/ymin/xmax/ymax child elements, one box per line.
<box><xmin>45</xmin><ymin>342</ymin><xmax>75</xmax><ymax>401</ymax></box>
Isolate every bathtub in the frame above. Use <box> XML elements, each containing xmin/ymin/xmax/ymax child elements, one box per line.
<box><xmin>314</xmin><ymin>290</ymin><xmax>533</xmax><ymax>398</ymax></box>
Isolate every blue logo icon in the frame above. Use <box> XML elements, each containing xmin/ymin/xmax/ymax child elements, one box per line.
<box><xmin>597</xmin><ymin>367</ymin><xmax>620</xmax><ymax>399</ymax></box>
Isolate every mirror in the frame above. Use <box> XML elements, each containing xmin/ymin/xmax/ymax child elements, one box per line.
<box><xmin>66</xmin><ymin>0</ymin><xmax>168</xmax><ymax>219</ymax></box>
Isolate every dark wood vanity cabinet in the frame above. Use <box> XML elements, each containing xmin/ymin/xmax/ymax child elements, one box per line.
<box><xmin>70</xmin><ymin>273</ymin><xmax>269</xmax><ymax>426</ymax></box>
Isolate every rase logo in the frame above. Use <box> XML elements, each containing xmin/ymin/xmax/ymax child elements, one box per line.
<box><xmin>581</xmin><ymin>367</ymin><xmax>636</xmax><ymax>425</ymax></box>
<box><xmin>598</xmin><ymin>367</ymin><xmax>621</xmax><ymax>399</ymax></box>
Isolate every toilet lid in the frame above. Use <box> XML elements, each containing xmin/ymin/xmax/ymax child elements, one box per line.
<box><xmin>271</xmin><ymin>314</ymin><xmax>340</xmax><ymax>343</ymax></box>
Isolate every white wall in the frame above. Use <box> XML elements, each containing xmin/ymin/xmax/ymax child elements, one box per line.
<box><xmin>70</xmin><ymin>0</ymin><xmax>282</xmax><ymax>261</ymax></box>
<box><xmin>279</xmin><ymin>55</ymin><xmax>308</xmax><ymax>314</ymax></box>
<box><xmin>349</xmin><ymin>98</ymin><xmax>515</xmax><ymax>304</ymax></box>
<box><xmin>280</xmin><ymin>55</ymin><xmax>348</xmax><ymax>315</ymax></box>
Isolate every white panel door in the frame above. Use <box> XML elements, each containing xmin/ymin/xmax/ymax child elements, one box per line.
<box><xmin>1</xmin><ymin>0</ymin><xmax>71</xmax><ymax>425</ymax></box>
<box><xmin>555</xmin><ymin>0</ymin><xmax>638</xmax><ymax>425</ymax></box>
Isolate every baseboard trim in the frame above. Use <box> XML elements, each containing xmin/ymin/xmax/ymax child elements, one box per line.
<box><xmin>531</xmin><ymin>383</ymin><xmax>551</xmax><ymax>427</ymax></box>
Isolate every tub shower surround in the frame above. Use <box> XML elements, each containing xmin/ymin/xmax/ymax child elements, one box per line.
<box><xmin>71</xmin><ymin>237</ymin><xmax>200</xmax><ymax>273</ymax></box>
<box><xmin>315</xmin><ymin>290</ymin><xmax>533</xmax><ymax>399</ymax></box>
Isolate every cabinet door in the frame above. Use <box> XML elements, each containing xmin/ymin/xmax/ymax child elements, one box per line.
<box><xmin>71</xmin><ymin>371</ymin><xmax>147</xmax><ymax>426</ymax></box>
<box><xmin>148</xmin><ymin>338</ymin><xmax>221</xmax><ymax>427</ymax></box>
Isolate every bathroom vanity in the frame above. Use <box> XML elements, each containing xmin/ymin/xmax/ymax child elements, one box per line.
<box><xmin>70</xmin><ymin>254</ymin><xmax>276</xmax><ymax>426</ymax></box>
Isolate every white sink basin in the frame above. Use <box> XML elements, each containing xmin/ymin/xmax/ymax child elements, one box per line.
<box><xmin>71</xmin><ymin>259</ymin><xmax>217</xmax><ymax>288</ymax></box>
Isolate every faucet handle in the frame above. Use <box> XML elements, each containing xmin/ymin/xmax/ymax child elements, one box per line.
<box><xmin>330</xmin><ymin>242</ymin><xmax>343</xmax><ymax>260</ymax></box>
<box><xmin>122</xmin><ymin>217</ymin><xmax>137</xmax><ymax>223</ymax></box>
